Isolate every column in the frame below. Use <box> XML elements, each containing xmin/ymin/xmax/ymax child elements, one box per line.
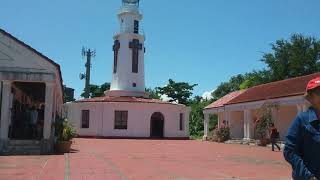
<box><xmin>0</xmin><ymin>81</ymin><xmax>12</xmax><ymax>140</ymax></box>
<box><xmin>243</xmin><ymin>109</ymin><xmax>248</xmax><ymax>140</ymax></box>
<box><xmin>243</xmin><ymin>109</ymin><xmax>253</xmax><ymax>140</ymax></box>
<box><xmin>51</xmin><ymin>91</ymin><xmax>56</xmax><ymax>138</ymax></box>
<box><xmin>43</xmin><ymin>83</ymin><xmax>54</xmax><ymax>139</ymax></box>
<box><xmin>185</xmin><ymin>108</ymin><xmax>191</xmax><ymax>137</ymax></box>
<box><xmin>203</xmin><ymin>113</ymin><xmax>209</xmax><ymax>140</ymax></box>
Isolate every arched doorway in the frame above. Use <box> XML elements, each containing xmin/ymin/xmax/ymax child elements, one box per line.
<box><xmin>150</xmin><ymin>112</ymin><xmax>164</xmax><ymax>138</ymax></box>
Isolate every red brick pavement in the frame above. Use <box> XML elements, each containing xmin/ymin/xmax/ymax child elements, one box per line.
<box><xmin>0</xmin><ymin>138</ymin><xmax>291</xmax><ymax>180</ymax></box>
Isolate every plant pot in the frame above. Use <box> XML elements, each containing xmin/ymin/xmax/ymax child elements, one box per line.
<box><xmin>56</xmin><ymin>141</ymin><xmax>72</xmax><ymax>153</ymax></box>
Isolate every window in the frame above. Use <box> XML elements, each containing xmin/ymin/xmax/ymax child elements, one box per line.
<box><xmin>81</xmin><ymin>110</ymin><xmax>90</xmax><ymax>128</ymax></box>
<box><xmin>132</xmin><ymin>83</ymin><xmax>137</xmax><ymax>87</ymax></box>
<box><xmin>179</xmin><ymin>113</ymin><xmax>184</xmax><ymax>131</ymax></box>
<box><xmin>134</xmin><ymin>20</ymin><xmax>139</xmax><ymax>34</ymax></box>
<box><xmin>115</xmin><ymin>111</ymin><xmax>128</xmax><ymax>129</ymax></box>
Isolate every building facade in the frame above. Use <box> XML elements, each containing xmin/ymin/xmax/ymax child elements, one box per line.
<box><xmin>0</xmin><ymin>28</ymin><xmax>64</xmax><ymax>154</ymax></box>
<box><xmin>65</xmin><ymin>0</ymin><xmax>191</xmax><ymax>139</ymax></box>
<box><xmin>203</xmin><ymin>73</ymin><xmax>320</xmax><ymax>141</ymax></box>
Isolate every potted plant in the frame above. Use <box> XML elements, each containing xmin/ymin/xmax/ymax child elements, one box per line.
<box><xmin>55</xmin><ymin>118</ymin><xmax>77</xmax><ymax>153</ymax></box>
<box><xmin>255</xmin><ymin>102</ymin><xmax>278</xmax><ymax>146</ymax></box>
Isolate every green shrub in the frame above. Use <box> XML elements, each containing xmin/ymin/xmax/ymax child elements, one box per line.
<box><xmin>56</xmin><ymin>118</ymin><xmax>77</xmax><ymax>141</ymax></box>
<box><xmin>212</xmin><ymin>126</ymin><xmax>230</xmax><ymax>142</ymax></box>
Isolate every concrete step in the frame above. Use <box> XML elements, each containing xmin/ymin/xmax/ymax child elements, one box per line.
<box><xmin>2</xmin><ymin>148</ymin><xmax>41</xmax><ymax>155</ymax></box>
<box><xmin>8</xmin><ymin>140</ymin><xmax>40</xmax><ymax>146</ymax></box>
<box><xmin>6</xmin><ymin>146</ymin><xmax>40</xmax><ymax>150</ymax></box>
<box><xmin>1</xmin><ymin>150</ymin><xmax>41</xmax><ymax>155</ymax></box>
<box><xmin>225</xmin><ymin>139</ymin><xmax>259</xmax><ymax>145</ymax></box>
<box><xmin>1</xmin><ymin>140</ymin><xmax>42</xmax><ymax>155</ymax></box>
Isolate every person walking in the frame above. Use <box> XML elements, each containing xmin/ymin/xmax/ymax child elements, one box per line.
<box><xmin>283</xmin><ymin>77</ymin><xmax>320</xmax><ymax>180</ymax></box>
<box><xmin>269</xmin><ymin>123</ymin><xmax>281</xmax><ymax>151</ymax></box>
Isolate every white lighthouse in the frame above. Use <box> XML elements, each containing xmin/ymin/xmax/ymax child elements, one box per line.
<box><xmin>106</xmin><ymin>0</ymin><xmax>147</xmax><ymax>98</ymax></box>
<box><xmin>66</xmin><ymin>0</ymin><xmax>190</xmax><ymax>139</ymax></box>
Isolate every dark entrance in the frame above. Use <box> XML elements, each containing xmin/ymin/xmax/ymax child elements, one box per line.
<box><xmin>150</xmin><ymin>112</ymin><xmax>164</xmax><ymax>138</ymax></box>
<box><xmin>9</xmin><ymin>82</ymin><xmax>45</xmax><ymax>140</ymax></box>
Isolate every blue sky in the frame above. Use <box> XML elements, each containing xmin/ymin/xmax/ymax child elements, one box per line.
<box><xmin>1</xmin><ymin>0</ymin><xmax>320</xmax><ymax>99</ymax></box>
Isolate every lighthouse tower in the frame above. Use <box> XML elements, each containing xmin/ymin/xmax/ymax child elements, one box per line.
<box><xmin>106</xmin><ymin>0</ymin><xmax>147</xmax><ymax>98</ymax></box>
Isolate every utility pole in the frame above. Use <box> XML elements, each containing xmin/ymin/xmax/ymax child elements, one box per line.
<box><xmin>80</xmin><ymin>48</ymin><xmax>96</xmax><ymax>99</ymax></box>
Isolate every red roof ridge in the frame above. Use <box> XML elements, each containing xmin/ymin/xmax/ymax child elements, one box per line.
<box><xmin>226</xmin><ymin>72</ymin><xmax>320</xmax><ymax>105</ymax></box>
<box><xmin>204</xmin><ymin>89</ymin><xmax>246</xmax><ymax>109</ymax></box>
<box><xmin>246</xmin><ymin>72</ymin><xmax>320</xmax><ymax>89</ymax></box>
<box><xmin>76</xmin><ymin>96</ymin><xmax>185</xmax><ymax>106</ymax></box>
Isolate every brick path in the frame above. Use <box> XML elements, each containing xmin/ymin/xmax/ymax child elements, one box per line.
<box><xmin>0</xmin><ymin>138</ymin><xmax>291</xmax><ymax>180</ymax></box>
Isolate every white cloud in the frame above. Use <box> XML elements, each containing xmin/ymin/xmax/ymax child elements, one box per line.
<box><xmin>160</xmin><ymin>94</ymin><xmax>172</xmax><ymax>102</ymax></box>
<box><xmin>160</xmin><ymin>94</ymin><xmax>179</xmax><ymax>104</ymax></box>
<box><xmin>201</xmin><ymin>89</ymin><xmax>215</xmax><ymax>100</ymax></box>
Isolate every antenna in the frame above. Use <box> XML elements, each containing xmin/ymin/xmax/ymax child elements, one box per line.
<box><xmin>80</xmin><ymin>47</ymin><xmax>96</xmax><ymax>98</ymax></box>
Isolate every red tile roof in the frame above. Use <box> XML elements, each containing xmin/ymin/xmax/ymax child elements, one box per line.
<box><xmin>76</xmin><ymin>96</ymin><xmax>185</xmax><ymax>106</ymax></box>
<box><xmin>205</xmin><ymin>90</ymin><xmax>246</xmax><ymax>109</ymax></box>
<box><xmin>227</xmin><ymin>72</ymin><xmax>320</xmax><ymax>105</ymax></box>
<box><xmin>0</xmin><ymin>28</ymin><xmax>64</xmax><ymax>100</ymax></box>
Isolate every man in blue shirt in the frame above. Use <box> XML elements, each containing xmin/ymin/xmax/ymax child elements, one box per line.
<box><xmin>284</xmin><ymin>77</ymin><xmax>320</xmax><ymax>180</ymax></box>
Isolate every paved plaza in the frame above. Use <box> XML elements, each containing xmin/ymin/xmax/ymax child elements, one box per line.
<box><xmin>0</xmin><ymin>138</ymin><xmax>291</xmax><ymax>180</ymax></box>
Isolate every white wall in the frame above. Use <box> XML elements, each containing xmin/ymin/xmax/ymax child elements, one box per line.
<box><xmin>0</xmin><ymin>31</ymin><xmax>56</xmax><ymax>75</ymax></box>
<box><xmin>111</xmin><ymin>33</ymin><xmax>145</xmax><ymax>92</ymax></box>
<box><xmin>275</xmin><ymin>105</ymin><xmax>297</xmax><ymax>141</ymax></box>
<box><xmin>66</xmin><ymin>102</ymin><xmax>190</xmax><ymax>138</ymax></box>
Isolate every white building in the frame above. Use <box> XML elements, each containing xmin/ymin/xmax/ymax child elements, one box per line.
<box><xmin>0</xmin><ymin>28</ymin><xmax>64</xmax><ymax>154</ymax></box>
<box><xmin>65</xmin><ymin>0</ymin><xmax>190</xmax><ymax>139</ymax></box>
<box><xmin>203</xmin><ymin>73</ymin><xmax>319</xmax><ymax>141</ymax></box>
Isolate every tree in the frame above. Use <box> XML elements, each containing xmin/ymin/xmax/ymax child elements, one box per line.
<box><xmin>80</xmin><ymin>82</ymin><xmax>110</xmax><ymax>98</ymax></box>
<box><xmin>156</xmin><ymin>79</ymin><xmax>197</xmax><ymax>105</ymax></box>
<box><xmin>188</xmin><ymin>98</ymin><xmax>216</xmax><ymax>137</ymax></box>
<box><xmin>145</xmin><ymin>88</ymin><xmax>161</xmax><ymax>99</ymax></box>
<box><xmin>211</xmin><ymin>74</ymin><xmax>245</xmax><ymax>100</ymax></box>
<box><xmin>189</xmin><ymin>100</ymin><xmax>209</xmax><ymax>137</ymax></box>
<box><xmin>212</xmin><ymin>34</ymin><xmax>320</xmax><ymax>100</ymax></box>
<box><xmin>239</xmin><ymin>70</ymin><xmax>272</xmax><ymax>89</ymax></box>
<box><xmin>261</xmin><ymin>34</ymin><xmax>320</xmax><ymax>81</ymax></box>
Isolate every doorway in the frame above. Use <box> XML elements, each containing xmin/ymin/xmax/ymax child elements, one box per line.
<box><xmin>150</xmin><ymin>112</ymin><xmax>164</xmax><ymax>138</ymax></box>
<box><xmin>9</xmin><ymin>82</ymin><xmax>45</xmax><ymax>140</ymax></box>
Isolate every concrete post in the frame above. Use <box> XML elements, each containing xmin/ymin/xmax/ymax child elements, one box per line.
<box><xmin>243</xmin><ymin>109</ymin><xmax>253</xmax><ymax>140</ymax></box>
<box><xmin>185</xmin><ymin>107</ymin><xmax>191</xmax><ymax>137</ymax></box>
<box><xmin>0</xmin><ymin>81</ymin><xmax>12</xmax><ymax>140</ymax></box>
<box><xmin>43</xmin><ymin>83</ymin><xmax>54</xmax><ymax>139</ymax></box>
<box><xmin>203</xmin><ymin>113</ymin><xmax>209</xmax><ymax>140</ymax></box>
